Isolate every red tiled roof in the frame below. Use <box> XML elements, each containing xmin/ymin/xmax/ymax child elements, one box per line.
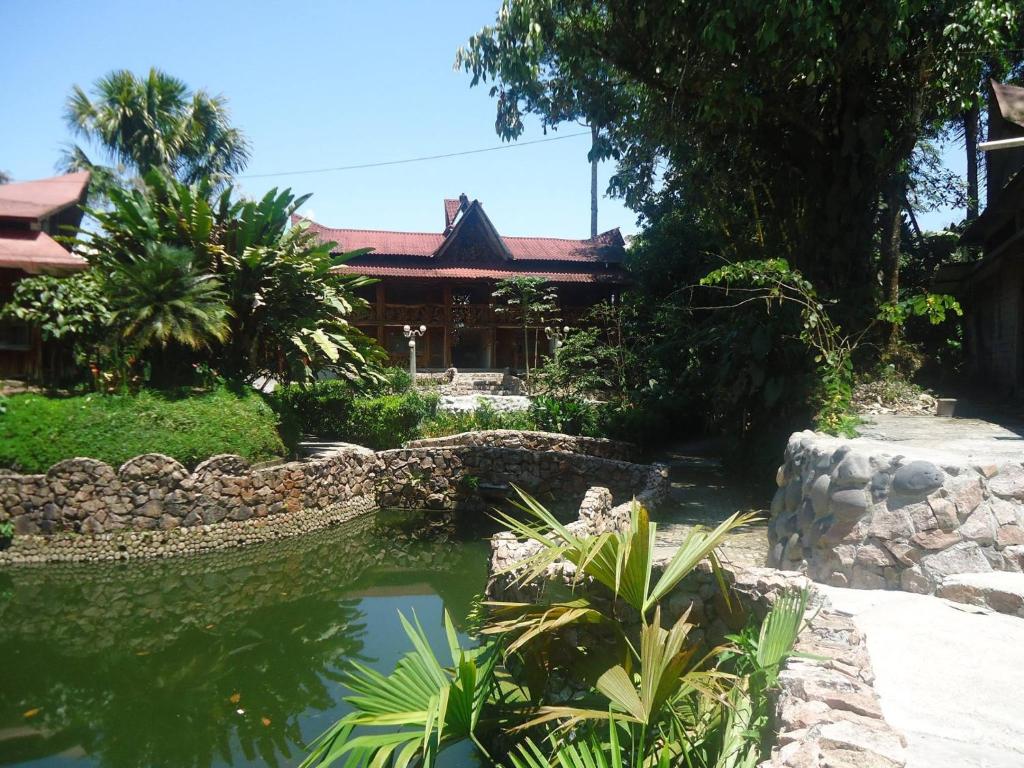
<box><xmin>298</xmin><ymin>211</ymin><xmax>626</xmax><ymax>265</ymax></box>
<box><xmin>444</xmin><ymin>198</ymin><xmax>462</xmax><ymax>229</ymax></box>
<box><xmin>337</xmin><ymin>263</ymin><xmax>628</xmax><ymax>284</ymax></box>
<box><xmin>0</xmin><ymin>172</ymin><xmax>90</xmax><ymax>221</ymax></box>
<box><xmin>305</xmin><ymin>221</ymin><xmax>443</xmax><ymax>257</ymax></box>
<box><xmin>0</xmin><ymin>229</ymin><xmax>88</xmax><ymax>273</ymax></box>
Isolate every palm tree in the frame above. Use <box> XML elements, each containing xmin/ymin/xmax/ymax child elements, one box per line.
<box><xmin>62</xmin><ymin>68</ymin><xmax>250</xmax><ymax>187</ymax></box>
<box><xmin>101</xmin><ymin>244</ymin><xmax>230</xmax><ymax>386</ymax></box>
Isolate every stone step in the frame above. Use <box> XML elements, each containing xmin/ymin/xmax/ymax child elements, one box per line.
<box><xmin>936</xmin><ymin>572</ymin><xmax>1024</xmax><ymax>618</ymax></box>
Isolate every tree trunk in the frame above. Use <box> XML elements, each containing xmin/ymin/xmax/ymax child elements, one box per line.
<box><xmin>590</xmin><ymin>124</ymin><xmax>599</xmax><ymax>238</ymax></box>
<box><xmin>880</xmin><ymin>173</ymin><xmax>905</xmax><ymax>351</ymax></box>
<box><xmin>964</xmin><ymin>102</ymin><xmax>980</xmax><ymax>221</ymax></box>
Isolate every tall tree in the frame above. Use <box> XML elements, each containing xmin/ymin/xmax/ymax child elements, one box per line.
<box><xmin>62</xmin><ymin>68</ymin><xmax>250</xmax><ymax>188</ymax></box>
<box><xmin>458</xmin><ymin>1</ymin><xmax>1020</xmax><ymax>326</ymax></box>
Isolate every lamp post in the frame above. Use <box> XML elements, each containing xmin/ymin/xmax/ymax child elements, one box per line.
<box><xmin>545</xmin><ymin>325</ymin><xmax>570</xmax><ymax>360</ymax></box>
<box><xmin>403</xmin><ymin>324</ymin><xmax>427</xmax><ymax>380</ymax></box>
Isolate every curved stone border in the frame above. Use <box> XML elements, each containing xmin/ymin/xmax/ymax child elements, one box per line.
<box><xmin>769</xmin><ymin>430</ymin><xmax>1024</xmax><ymax>593</ymax></box>
<box><xmin>0</xmin><ymin>432</ymin><xmax>666</xmax><ymax>565</ymax></box>
<box><xmin>2</xmin><ymin>497</ymin><xmax>375</xmax><ymax>564</ymax></box>
<box><xmin>404</xmin><ymin>430</ymin><xmax>638</xmax><ymax>462</ymax></box>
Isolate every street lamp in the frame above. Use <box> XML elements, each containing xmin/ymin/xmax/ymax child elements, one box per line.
<box><xmin>403</xmin><ymin>324</ymin><xmax>427</xmax><ymax>379</ymax></box>
<box><xmin>545</xmin><ymin>325</ymin><xmax>571</xmax><ymax>359</ymax></box>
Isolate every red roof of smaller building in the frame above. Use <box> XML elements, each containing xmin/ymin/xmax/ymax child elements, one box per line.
<box><xmin>0</xmin><ymin>229</ymin><xmax>88</xmax><ymax>273</ymax></box>
<box><xmin>0</xmin><ymin>171</ymin><xmax>91</xmax><ymax>221</ymax></box>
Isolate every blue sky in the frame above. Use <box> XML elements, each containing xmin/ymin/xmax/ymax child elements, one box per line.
<box><xmin>1</xmin><ymin>0</ymin><xmax>964</xmax><ymax>237</ymax></box>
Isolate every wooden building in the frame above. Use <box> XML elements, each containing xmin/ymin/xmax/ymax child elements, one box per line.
<box><xmin>0</xmin><ymin>172</ymin><xmax>90</xmax><ymax>379</ymax></box>
<box><xmin>302</xmin><ymin>194</ymin><xmax>629</xmax><ymax>371</ymax></box>
<box><xmin>955</xmin><ymin>81</ymin><xmax>1024</xmax><ymax>395</ymax></box>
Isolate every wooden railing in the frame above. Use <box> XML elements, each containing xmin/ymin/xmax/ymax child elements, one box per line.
<box><xmin>352</xmin><ymin>303</ymin><xmax>585</xmax><ymax>327</ymax></box>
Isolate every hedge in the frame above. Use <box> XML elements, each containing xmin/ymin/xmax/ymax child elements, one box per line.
<box><xmin>269</xmin><ymin>381</ymin><xmax>438</xmax><ymax>450</ymax></box>
<box><xmin>0</xmin><ymin>388</ymin><xmax>286</xmax><ymax>474</ymax></box>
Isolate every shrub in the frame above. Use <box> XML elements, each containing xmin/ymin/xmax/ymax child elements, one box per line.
<box><xmin>528</xmin><ymin>394</ymin><xmax>597</xmax><ymax>436</ymax></box>
<box><xmin>419</xmin><ymin>402</ymin><xmax>536</xmax><ymax>438</ymax></box>
<box><xmin>0</xmin><ymin>388</ymin><xmax>285</xmax><ymax>473</ymax></box>
<box><xmin>268</xmin><ymin>379</ymin><xmax>437</xmax><ymax>449</ymax></box>
<box><xmin>346</xmin><ymin>392</ymin><xmax>437</xmax><ymax>449</ymax></box>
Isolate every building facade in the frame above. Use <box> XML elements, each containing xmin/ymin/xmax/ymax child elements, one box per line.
<box><xmin>954</xmin><ymin>81</ymin><xmax>1024</xmax><ymax>395</ymax></box>
<box><xmin>303</xmin><ymin>195</ymin><xmax>629</xmax><ymax>371</ymax></box>
<box><xmin>0</xmin><ymin>172</ymin><xmax>90</xmax><ymax>379</ymax></box>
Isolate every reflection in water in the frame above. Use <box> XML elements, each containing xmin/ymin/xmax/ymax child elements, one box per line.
<box><xmin>0</xmin><ymin>510</ymin><xmax>490</xmax><ymax>768</ymax></box>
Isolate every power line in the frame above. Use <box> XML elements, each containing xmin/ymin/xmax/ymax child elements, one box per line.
<box><xmin>238</xmin><ymin>131</ymin><xmax>592</xmax><ymax>179</ymax></box>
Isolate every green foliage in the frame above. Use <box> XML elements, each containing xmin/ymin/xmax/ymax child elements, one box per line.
<box><xmin>102</xmin><ymin>244</ymin><xmax>231</xmax><ymax>354</ymax></box>
<box><xmin>0</xmin><ymin>271</ymin><xmax>111</xmax><ymax>344</ymax></box>
<box><xmin>701</xmin><ymin>258</ymin><xmax>958</xmax><ymax>438</ymax></box>
<box><xmin>458</xmin><ymin>0</ymin><xmax>1019</xmax><ymax>457</ymax></box>
<box><xmin>62</xmin><ymin>67</ymin><xmax>250</xmax><ymax>189</ymax></box>
<box><xmin>303</xmin><ymin>492</ymin><xmax>801</xmax><ymax>768</ymax></box>
<box><xmin>492</xmin><ymin>277</ymin><xmax>560</xmax><ymax>380</ymax></box>
<box><xmin>301</xmin><ymin>611</ymin><xmax>503</xmax><ymax>768</ymax></box>
<box><xmin>269</xmin><ymin>380</ymin><xmax>437</xmax><ymax>449</ymax></box>
<box><xmin>528</xmin><ymin>394</ymin><xmax>597</xmax><ymax>436</ymax></box>
<box><xmin>73</xmin><ymin>169</ymin><xmax>386</xmax><ymax>387</ymax></box>
<box><xmin>0</xmin><ymin>388</ymin><xmax>285</xmax><ymax>473</ymax></box>
<box><xmin>347</xmin><ymin>393</ymin><xmax>438</xmax><ymax>450</ymax></box>
<box><xmin>419</xmin><ymin>403</ymin><xmax>537</xmax><ymax>438</ymax></box>
<box><xmin>0</xmin><ymin>521</ymin><xmax>13</xmax><ymax>541</ymax></box>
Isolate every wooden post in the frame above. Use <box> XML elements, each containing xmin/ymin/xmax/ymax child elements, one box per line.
<box><xmin>442</xmin><ymin>285</ymin><xmax>453</xmax><ymax>368</ymax></box>
<box><xmin>375</xmin><ymin>283</ymin><xmax>386</xmax><ymax>346</ymax></box>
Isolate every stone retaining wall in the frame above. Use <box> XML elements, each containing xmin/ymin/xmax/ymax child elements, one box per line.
<box><xmin>769</xmin><ymin>430</ymin><xmax>1024</xmax><ymax>593</ymax></box>
<box><xmin>0</xmin><ymin>431</ymin><xmax>666</xmax><ymax>565</ymax></box>
<box><xmin>404</xmin><ymin>430</ymin><xmax>637</xmax><ymax>462</ymax></box>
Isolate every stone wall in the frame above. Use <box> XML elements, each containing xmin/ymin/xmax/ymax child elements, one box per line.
<box><xmin>0</xmin><ymin>431</ymin><xmax>666</xmax><ymax>565</ymax></box>
<box><xmin>404</xmin><ymin>430</ymin><xmax>637</xmax><ymax>462</ymax></box>
<box><xmin>768</xmin><ymin>430</ymin><xmax>1024</xmax><ymax>593</ymax></box>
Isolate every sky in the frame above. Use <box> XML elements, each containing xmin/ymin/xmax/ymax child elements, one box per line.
<box><xmin>0</xmin><ymin>0</ymin><xmax>965</xmax><ymax>237</ymax></box>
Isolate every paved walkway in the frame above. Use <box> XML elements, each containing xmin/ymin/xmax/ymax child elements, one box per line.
<box><xmin>652</xmin><ymin>449</ymin><xmax>769</xmax><ymax>566</ymax></box>
<box><xmin>855</xmin><ymin>413</ymin><xmax>1024</xmax><ymax>465</ymax></box>
<box><xmin>820</xmin><ymin>585</ymin><xmax>1024</xmax><ymax>767</ymax></box>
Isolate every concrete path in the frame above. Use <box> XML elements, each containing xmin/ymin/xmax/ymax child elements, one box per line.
<box><xmin>820</xmin><ymin>585</ymin><xmax>1024</xmax><ymax>767</ymax></box>
<box><xmin>856</xmin><ymin>413</ymin><xmax>1024</xmax><ymax>465</ymax></box>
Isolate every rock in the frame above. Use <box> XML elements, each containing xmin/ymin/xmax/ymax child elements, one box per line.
<box><xmin>810</xmin><ymin>474</ymin><xmax>831</xmax><ymax>517</ymax></box>
<box><xmin>988</xmin><ymin>463</ymin><xmax>1024</xmax><ymax>500</ymax></box>
<box><xmin>832</xmin><ymin>453</ymin><xmax>872</xmax><ymax>489</ymax></box>
<box><xmin>920</xmin><ymin>541</ymin><xmax>992</xmax><ymax>582</ymax></box>
<box><xmin>816</xmin><ymin>719</ymin><xmax>906</xmax><ymax>766</ymax></box>
<box><xmin>900</xmin><ymin>565</ymin><xmax>932</xmax><ymax>594</ymax></box>
<box><xmin>891</xmin><ymin>461</ymin><xmax>945</xmax><ymax>494</ymax></box>
<box><xmin>831</xmin><ymin>489</ymin><xmax>869</xmax><ymax>520</ymax></box>
<box><xmin>910</xmin><ymin>529</ymin><xmax>961</xmax><ymax>550</ymax></box>
<box><xmin>989</xmin><ymin>498</ymin><xmax>1022</xmax><ymax>526</ymax></box>
<box><xmin>996</xmin><ymin>524</ymin><xmax>1024</xmax><ymax>548</ymax></box>
<box><xmin>851</xmin><ymin>566</ymin><xmax>887</xmax><ymax>590</ymax></box>
<box><xmin>936</xmin><ymin>572</ymin><xmax>1024</xmax><ymax>617</ymax></box>
<box><xmin>866</xmin><ymin>507</ymin><xmax>913</xmax><ymax>541</ymax></box>
<box><xmin>855</xmin><ymin>543</ymin><xmax>893</xmax><ymax>569</ymax></box>
<box><xmin>957</xmin><ymin>507</ymin><xmax>996</xmax><ymax>546</ymax></box>
<box><xmin>927</xmin><ymin>496</ymin><xmax>959</xmax><ymax>530</ymax></box>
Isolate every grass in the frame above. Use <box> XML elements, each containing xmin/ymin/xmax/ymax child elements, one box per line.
<box><xmin>0</xmin><ymin>387</ymin><xmax>285</xmax><ymax>473</ymax></box>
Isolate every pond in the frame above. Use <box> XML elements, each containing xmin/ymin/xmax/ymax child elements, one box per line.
<box><xmin>0</xmin><ymin>510</ymin><xmax>491</xmax><ymax>768</ymax></box>
<box><xmin>0</xmin><ymin>456</ymin><xmax>771</xmax><ymax>768</ymax></box>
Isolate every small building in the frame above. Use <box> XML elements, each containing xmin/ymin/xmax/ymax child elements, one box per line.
<box><xmin>956</xmin><ymin>82</ymin><xmax>1024</xmax><ymax>395</ymax></box>
<box><xmin>0</xmin><ymin>172</ymin><xmax>90</xmax><ymax>379</ymax></box>
<box><xmin>303</xmin><ymin>194</ymin><xmax>629</xmax><ymax>370</ymax></box>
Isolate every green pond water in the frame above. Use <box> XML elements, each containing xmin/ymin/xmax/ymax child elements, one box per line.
<box><xmin>0</xmin><ymin>510</ymin><xmax>491</xmax><ymax>768</ymax></box>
